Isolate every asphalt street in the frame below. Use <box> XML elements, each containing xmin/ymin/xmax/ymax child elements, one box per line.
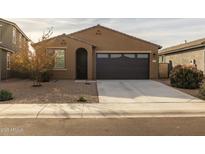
<box><xmin>0</xmin><ymin>117</ymin><xmax>205</xmax><ymax>135</ymax></box>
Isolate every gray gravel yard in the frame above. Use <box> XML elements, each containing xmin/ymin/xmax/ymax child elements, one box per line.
<box><xmin>0</xmin><ymin>79</ymin><xmax>98</xmax><ymax>104</ymax></box>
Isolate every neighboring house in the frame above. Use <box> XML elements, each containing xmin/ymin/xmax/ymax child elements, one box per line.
<box><xmin>159</xmin><ymin>38</ymin><xmax>205</xmax><ymax>73</ymax></box>
<box><xmin>33</xmin><ymin>25</ymin><xmax>161</xmax><ymax>80</ymax></box>
<box><xmin>0</xmin><ymin>18</ymin><xmax>30</xmax><ymax>80</ymax></box>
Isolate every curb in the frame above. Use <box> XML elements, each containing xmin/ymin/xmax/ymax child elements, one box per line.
<box><xmin>1</xmin><ymin>112</ymin><xmax>205</xmax><ymax>118</ymax></box>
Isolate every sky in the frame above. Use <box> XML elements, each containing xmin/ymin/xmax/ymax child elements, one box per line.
<box><xmin>7</xmin><ymin>18</ymin><xmax>205</xmax><ymax>48</ymax></box>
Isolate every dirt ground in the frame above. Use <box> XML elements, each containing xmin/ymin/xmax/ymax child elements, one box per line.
<box><xmin>156</xmin><ymin>79</ymin><xmax>205</xmax><ymax>100</ymax></box>
<box><xmin>0</xmin><ymin>79</ymin><xmax>99</xmax><ymax>103</ymax></box>
<box><xmin>0</xmin><ymin>117</ymin><xmax>205</xmax><ymax>136</ymax></box>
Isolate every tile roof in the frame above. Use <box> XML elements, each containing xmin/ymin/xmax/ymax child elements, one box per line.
<box><xmin>159</xmin><ymin>38</ymin><xmax>205</xmax><ymax>55</ymax></box>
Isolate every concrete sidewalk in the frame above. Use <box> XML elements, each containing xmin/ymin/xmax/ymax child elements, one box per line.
<box><xmin>0</xmin><ymin>102</ymin><xmax>205</xmax><ymax>118</ymax></box>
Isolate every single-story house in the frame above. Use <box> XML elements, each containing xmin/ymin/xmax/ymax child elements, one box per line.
<box><xmin>159</xmin><ymin>38</ymin><xmax>205</xmax><ymax>73</ymax></box>
<box><xmin>0</xmin><ymin>18</ymin><xmax>30</xmax><ymax>80</ymax></box>
<box><xmin>33</xmin><ymin>25</ymin><xmax>161</xmax><ymax>80</ymax></box>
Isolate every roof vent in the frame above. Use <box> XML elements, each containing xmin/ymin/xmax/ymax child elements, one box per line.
<box><xmin>96</xmin><ymin>30</ymin><xmax>101</xmax><ymax>35</ymax></box>
<box><xmin>184</xmin><ymin>40</ymin><xmax>187</xmax><ymax>43</ymax></box>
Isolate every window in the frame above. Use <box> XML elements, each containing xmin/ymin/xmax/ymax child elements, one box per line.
<box><xmin>7</xmin><ymin>53</ymin><xmax>11</xmax><ymax>70</ymax></box>
<box><xmin>137</xmin><ymin>54</ymin><xmax>149</xmax><ymax>59</ymax></box>
<box><xmin>19</xmin><ymin>34</ymin><xmax>22</xmax><ymax>48</ymax></box>
<box><xmin>12</xmin><ymin>27</ymin><xmax>16</xmax><ymax>44</ymax></box>
<box><xmin>124</xmin><ymin>54</ymin><xmax>135</xmax><ymax>58</ymax></box>
<box><xmin>97</xmin><ymin>54</ymin><xmax>109</xmax><ymax>58</ymax></box>
<box><xmin>54</xmin><ymin>49</ymin><xmax>65</xmax><ymax>69</ymax></box>
<box><xmin>110</xmin><ymin>54</ymin><xmax>122</xmax><ymax>58</ymax></box>
<box><xmin>0</xmin><ymin>25</ymin><xmax>2</xmax><ymax>43</ymax></box>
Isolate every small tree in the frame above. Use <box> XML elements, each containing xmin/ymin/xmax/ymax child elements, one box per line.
<box><xmin>11</xmin><ymin>27</ymin><xmax>55</xmax><ymax>87</ymax></box>
<box><xmin>10</xmin><ymin>45</ymin><xmax>31</xmax><ymax>78</ymax></box>
<box><xmin>30</xmin><ymin>45</ymin><xmax>55</xmax><ymax>86</ymax></box>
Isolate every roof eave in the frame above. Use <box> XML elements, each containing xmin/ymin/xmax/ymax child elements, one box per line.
<box><xmin>0</xmin><ymin>18</ymin><xmax>30</xmax><ymax>41</ymax></box>
<box><xmin>69</xmin><ymin>24</ymin><xmax>162</xmax><ymax>49</ymax></box>
<box><xmin>159</xmin><ymin>44</ymin><xmax>205</xmax><ymax>55</ymax></box>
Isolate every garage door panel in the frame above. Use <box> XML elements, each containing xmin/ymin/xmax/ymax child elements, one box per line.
<box><xmin>96</xmin><ymin>53</ymin><xmax>149</xmax><ymax>79</ymax></box>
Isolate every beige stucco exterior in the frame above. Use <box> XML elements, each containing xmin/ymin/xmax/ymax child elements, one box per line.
<box><xmin>34</xmin><ymin>25</ymin><xmax>160</xmax><ymax>80</ymax></box>
<box><xmin>161</xmin><ymin>47</ymin><xmax>205</xmax><ymax>72</ymax></box>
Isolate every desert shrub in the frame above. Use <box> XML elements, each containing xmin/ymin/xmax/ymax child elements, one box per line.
<box><xmin>0</xmin><ymin>90</ymin><xmax>13</xmax><ymax>101</ymax></box>
<box><xmin>170</xmin><ymin>65</ymin><xmax>203</xmax><ymax>89</ymax></box>
<box><xmin>77</xmin><ymin>96</ymin><xmax>87</xmax><ymax>102</ymax></box>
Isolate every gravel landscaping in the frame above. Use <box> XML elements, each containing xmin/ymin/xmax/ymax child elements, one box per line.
<box><xmin>0</xmin><ymin>79</ymin><xmax>99</xmax><ymax>104</ymax></box>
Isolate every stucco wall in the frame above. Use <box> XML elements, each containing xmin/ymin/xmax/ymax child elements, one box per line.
<box><xmin>34</xmin><ymin>26</ymin><xmax>160</xmax><ymax>80</ymax></box>
<box><xmin>164</xmin><ymin>48</ymin><xmax>205</xmax><ymax>72</ymax></box>
<box><xmin>34</xmin><ymin>35</ymin><xmax>94</xmax><ymax>80</ymax></box>
<box><xmin>71</xmin><ymin>26</ymin><xmax>159</xmax><ymax>79</ymax></box>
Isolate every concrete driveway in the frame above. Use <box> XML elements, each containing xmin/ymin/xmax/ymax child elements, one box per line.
<box><xmin>97</xmin><ymin>80</ymin><xmax>204</xmax><ymax>103</ymax></box>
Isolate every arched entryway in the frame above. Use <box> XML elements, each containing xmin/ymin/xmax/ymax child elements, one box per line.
<box><xmin>76</xmin><ymin>48</ymin><xmax>88</xmax><ymax>79</ymax></box>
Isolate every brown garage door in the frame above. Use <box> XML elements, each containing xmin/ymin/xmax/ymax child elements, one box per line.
<box><xmin>96</xmin><ymin>53</ymin><xmax>149</xmax><ymax>79</ymax></box>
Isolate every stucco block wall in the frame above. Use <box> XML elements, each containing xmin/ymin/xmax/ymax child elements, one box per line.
<box><xmin>71</xmin><ymin>26</ymin><xmax>159</xmax><ymax>79</ymax></box>
<box><xmin>164</xmin><ymin>48</ymin><xmax>205</xmax><ymax>72</ymax></box>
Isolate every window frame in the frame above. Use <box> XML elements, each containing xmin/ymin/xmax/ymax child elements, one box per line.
<box><xmin>97</xmin><ymin>53</ymin><xmax>109</xmax><ymax>59</ymax></box>
<box><xmin>123</xmin><ymin>54</ymin><xmax>136</xmax><ymax>58</ymax></box>
<box><xmin>19</xmin><ymin>33</ymin><xmax>22</xmax><ymax>48</ymax></box>
<box><xmin>110</xmin><ymin>53</ymin><xmax>123</xmax><ymax>58</ymax></box>
<box><xmin>12</xmin><ymin>27</ymin><xmax>17</xmax><ymax>44</ymax></box>
<box><xmin>137</xmin><ymin>53</ymin><xmax>149</xmax><ymax>59</ymax></box>
<box><xmin>7</xmin><ymin>52</ymin><xmax>11</xmax><ymax>70</ymax></box>
<box><xmin>46</xmin><ymin>48</ymin><xmax>67</xmax><ymax>70</ymax></box>
<box><xmin>0</xmin><ymin>24</ymin><xmax>2</xmax><ymax>43</ymax></box>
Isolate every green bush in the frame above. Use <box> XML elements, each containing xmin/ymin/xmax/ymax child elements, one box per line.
<box><xmin>170</xmin><ymin>65</ymin><xmax>203</xmax><ymax>89</ymax></box>
<box><xmin>0</xmin><ymin>90</ymin><xmax>13</xmax><ymax>101</ymax></box>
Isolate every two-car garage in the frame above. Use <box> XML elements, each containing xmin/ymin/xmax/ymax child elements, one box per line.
<box><xmin>96</xmin><ymin>53</ymin><xmax>150</xmax><ymax>79</ymax></box>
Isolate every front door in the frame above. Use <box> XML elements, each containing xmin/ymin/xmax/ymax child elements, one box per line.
<box><xmin>76</xmin><ymin>48</ymin><xmax>88</xmax><ymax>79</ymax></box>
